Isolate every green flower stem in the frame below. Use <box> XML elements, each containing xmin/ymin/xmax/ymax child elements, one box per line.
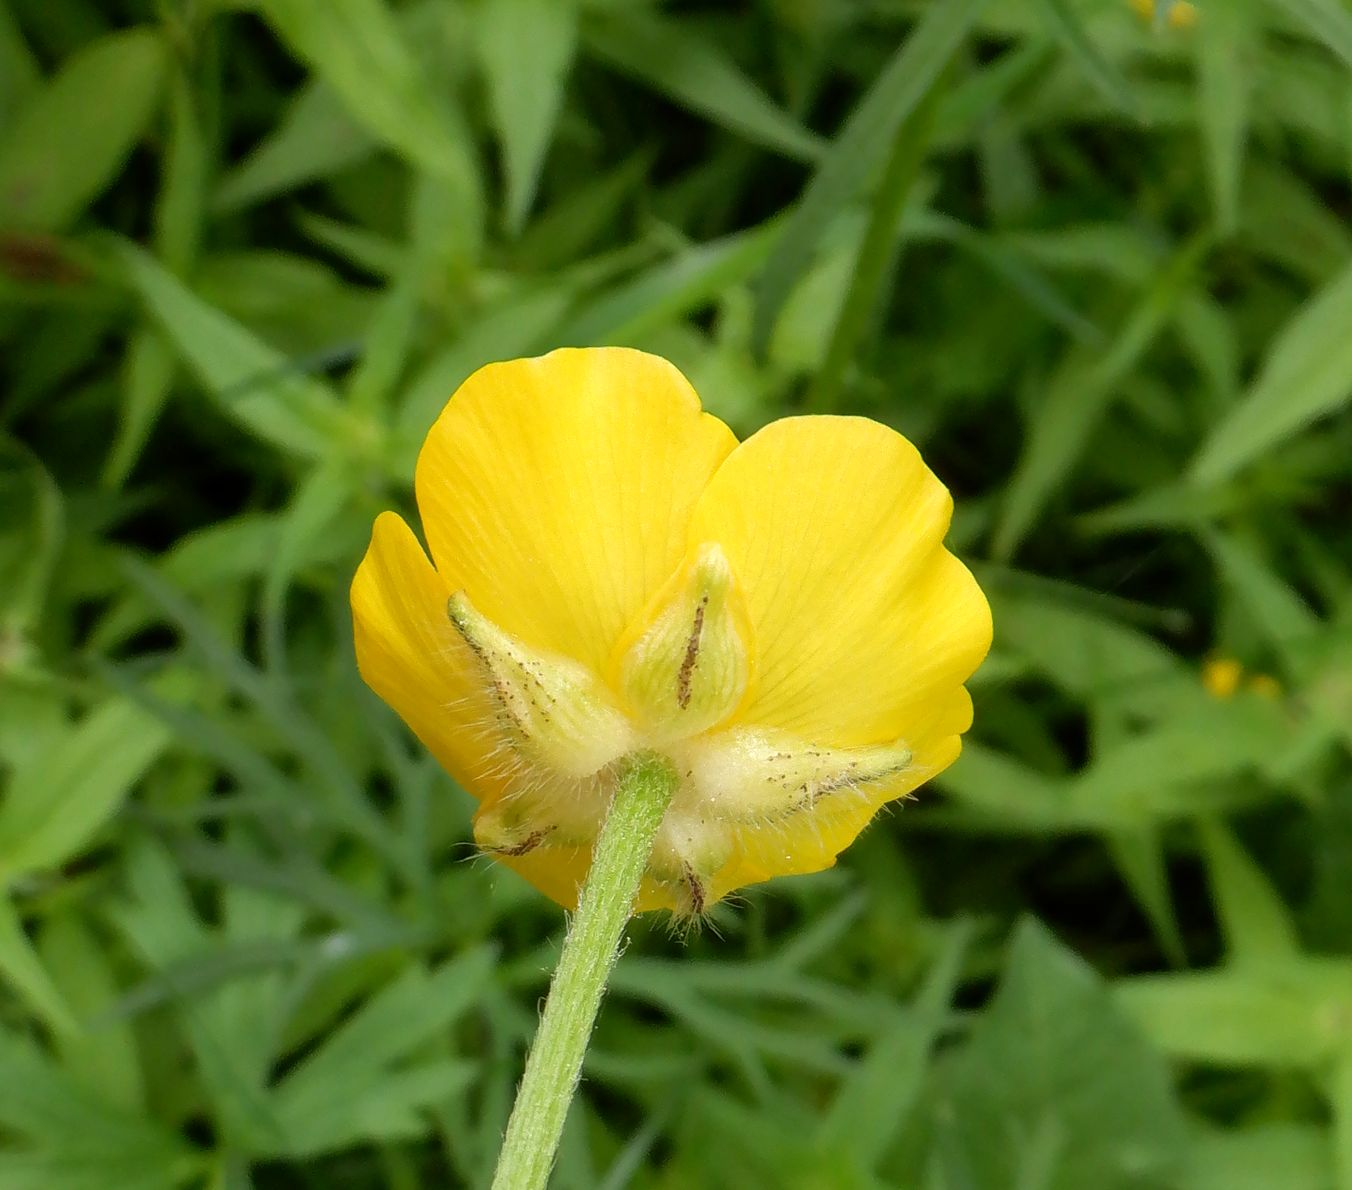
<box><xmin>490</xmin><ymin>751</ymin><xmax>679</xmax><ymax>1190</ymax></box>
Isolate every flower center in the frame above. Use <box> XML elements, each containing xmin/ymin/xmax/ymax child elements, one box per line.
<box><xmin>448</xmin><ymin>545</ymin><xmax>913</xmax><ymax>915</ymax></box>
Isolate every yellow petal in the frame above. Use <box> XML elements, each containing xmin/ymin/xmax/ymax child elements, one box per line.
<box><xmin>350</xmin><ymin>512</ymin><xmax>506</xmax><ymax>802</ymax></box>
<box><xmin>689</xmin><ymin>416</ymin><xmax>991</xmax><ymax>749</ymax></box>
<box><xmin>414</xmin><ymin>347</ymin><xmax>737</xmax><ymax>675</ymax></box>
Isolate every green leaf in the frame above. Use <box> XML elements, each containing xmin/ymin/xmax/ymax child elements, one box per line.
<box><xmin>751</xmin><ymin>0</ymin><xmax>992</xmax><ymax>352</ymax></box>
<box><xmin>113</xmin><ymin>241</ymin><xmax>355</xmax><ymax>460</ymax></box>
<box><xmin>1204</xmin><ymin>532</ymin><xmax>1321</xmax><ymax>673</ymax></box>
<box><xmin>269</xmin><ymin>949</ymin><xmax>494</xmax><ymax>1156</ymax></box>
<box><xmin>0</xmin><ymin>4</ymin><xmax>39</xmax><ymax>125</ymax></box>
<box><xmin>1241</xmin><ymin>160</ymin><xmax>1352</xmax><ymax>286</ymax></box>
<box><xmin>214</xmin><ymin>81</ymin><xmax>376</xmax><ymax>213</ymax></box>
<box><xmin>993</xmin><ymin>233</ymin><xmax>1209</xmax><ymax>559</ymax></box>
<box><xmin>256</xmin><ymin>0</ymin><xmax>483</xmax><ymax>255</ymax></box>
<box><xmin>476</xmin><ymin>0</ymin><xmax>578</xmax><ymax>233</ymax></box>
<box><xmin>0</xmin><ymin>1026</ymin><xmax>191</xmax><ymax>1189</ymax></box>
<box><xmin>1033</xmin><ymin>0</ymin><xmax>1137</xmax><ymax>115</ymax></box>
<box><xmin>0</xmin><ymin>897</ymin><xmax>78</xmax><ymax>1038</ymax></box>
<box><xmin>0</xmin><ymin>698</ymin><xmax>170</xmax><ymax>882</ymax></box>
<box><xmin>0</xmin><ymin>27</ymin><xmax>166</xmax><ymax>231</ymax></box>
<box><xmin>989</xmin><ymin>590</ymin><xmax>1184</xmax><ymax>706</ymax></box>
<box><xmin>110</xmin><ymin>836</ymin><xmax>291</xmax><ymax>1154</ymax></box>
<box><xmin>1191</xmin><ymin>257</ymin><xmax>1352</xmax><ymax>486</ymax></box>
<box><xmin>583</xmin><ymin>10</ymin><xmax>822</xmax><ymax>165</ymax></box>
<box><xmin>153</xmin><ymin>69</ymin><xmax>208</xmax><ymax>275</ymax></box>
<box><xmin>0</xmin><ymin>433</ymin><xmax>63</xmax><ymax>636</ymax></box>
<box><xmin>817</xmin><ymin>923</ymin><xmax>972</xmax><ymax>1169</ymax></box>
<box><xmin>557</xmin><ymin>225</ymin><xmax>775</xmax><ymax>345</ymax></box>
<box><xmin>1117</xmin><ymin>961</ymin><xmax>1352</xmax><ymax>1068</ymax></box>
<box><xmin>115</xmin><ymin>558</ymin><xmax>398</xmax><ymax>860</ymax></box>
<box><xmin>0</xmin><ymin>1153</ymin><xmax>193</xmax><ymax>1190</ymax></box>
<box><xmin>939</xmin><ymin>919</ymin><xmax>1189</xmax><ymax>1190</ymax></box>
<box><xmin>916</xmin><ymin>212</ymin><xmax>1103</xmax><ymax>342</ymax></box>
<box><xmin>806</xmin><ymin>83</ymin><xmax>939</xmax><ymax>413</ymax></box>
<box><xmin>1193</xmin><ymin>1</ymin><xmax>1252</xmax><ymax>234</ymax></box>
<box><xmin>1183</xmin><ymin>1124</ymin><xmax>1335</xmax><ymax>1190</ymax></box>
<box><xmin>934</xmin><ymin>743</ymin><xmax>1069</xmax><ymax>831</ymax></box>
<box><xmin>1106</xmin><ymin>830</ymin><xmax>1187</xmax><ymax>968</ymax></box>
<box><xmin>1267</xmin><ymin>0</ymin><xmax>1352</xmax><ymax>67</ymax></box>
<box><xmin>104</xmin><ymin>71</ymin><xmax>206</xmax><ymax>488</ymax></box>
<box><xmin>38</xmin><ymin>912</ymin><xmax>146</xmax><ymax>1110</ymax></box>
<box><xmin>513</xmin><ymin>151</ymin><xmax>650</xmax><ymax>269</ymax></box>
<box><xmin>346</xmin><ymin>174</ymin><xmax>458</xmax><ymax>418</ymax></box>
<box><xmin>103</xmin><ymin>329</ymin><xmax>175</xmax><ymax>491</ymax></box>
<box><xmin>260</xmin><ymin>460</ymin><xmax>354</xmax><ymax>676</ymax></box>
<box><xmin>1196</xmin><ymin>820</ymin><xmax>1301</xmax><ymax>967</ymax></box>
<box><xmin>1066</xmin><ymin>704</ymin><xmax>1288</xmax><ymax>828</ymax></box>
<box><xmin>1333</xmin><ymin>1050</ymin><xmax>1352</xmax><ymax>1190</ymax></box>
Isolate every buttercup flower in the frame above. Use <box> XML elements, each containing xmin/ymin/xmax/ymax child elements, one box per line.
<box><xmin>1202</xmin><ymin>655</ymin><xmax>1282</xmax><ymax>701</ymax></box>
<box><xmin>351</xmin><ymin>348</ymin><xmax>990</xmax><ymax>915</ymax></box>
<box><xmin>1129</xmin><ymin>0</ymin><xmax>1197</xmax><ymax>30</ymax></box>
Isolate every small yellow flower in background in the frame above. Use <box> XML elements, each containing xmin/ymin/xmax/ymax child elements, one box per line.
<box><xmin>1202</xmin><ymin>655</ymin><xmax>1283</xmax><ymax>701</ymax></box>
<box><xmin>351</xmin><ymin>348</ymin><xmax>990</xmax><ymax>915</ymax></box>
<box><xmin>1129</xmin><ymin>0</ymin><xmax>1198</xmax><ymax>30</ymax></box>
<box><xmin>1201</xmin><ymin>656</ymin><xmax>1244</xmax><ymax>699</ymax></box>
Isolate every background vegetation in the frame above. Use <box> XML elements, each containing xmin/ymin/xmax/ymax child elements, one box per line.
<box><xmin>3</xmin><ymin>0</ymin><xmax>1352</xmax><ymax>1185</ymax></box>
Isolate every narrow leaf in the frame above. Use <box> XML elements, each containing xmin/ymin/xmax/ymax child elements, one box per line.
<box><xmin>1194</xmin><ymin>1</ymin><xmax>1251</xmax><ymax>234</ymax></box>
<box><xmin>1196</xmin><ymin>820</ymin><xmax>1300</xmax><ymax>967</ymax></box>
<box><xmin>1033</xmin><ymin>0</ymin><xmax>1137</xmax><ymax>114</ymax></box>
<box><xmin>215</xmin><ymin>81</ymin><xmax>376</xmax><ymax>213</ymax></box>
<box><xmin>477</xmin><ymin>0</ymin><xmax>578</xmax><ymax>233</ymax></box>
<box><xmin>1191</xmin><ymin>257</ymin><xmax>1352</xmax><ymax>486</ymax></box>
<box><xmin>114</xmin><ymin>240</ymin><xmax>353</xmax><ymax>460</ymax></box>
<box><xmin>256</xmin><ymin>0</ymin><xmax>483</xmax><ymax>253</ymax></box>
<box><xmin>751</xmin><ymin>0</ymin><xmax>991</xmax><ymax>352</ymax></box>
<box><xmin>1267</xmin><ymin>0</ymin><xmax>1352</xmax><ymax>67</ymax></box>
<box><xmin>993</xmin><ymin>233</ymin><xmax>1209</xmax><ymax>559</ymax></box>
<box><xmin>0</xmin><ymin>28</ymin><xmax>166</xmax><ymax>231</ymax></box>
<box><xmin>0</xmin><ymin>898</ymin><xmax>78</xmax><ymax>1037</ymax></box>
<box><xmin>0</xmin><ymin>698</ymin><xmax>170</xmax><ymax>881</ymax></box>
<box><xmin>584</xmin><ymin>10</ymin><xmax>822</xmax><ymax>164</ymax></box>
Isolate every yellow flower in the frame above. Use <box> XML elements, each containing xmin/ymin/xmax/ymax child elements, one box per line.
<box><xmin>351</xmin><ymin>348</ymin><xmax>990</xmax><ymax>914</ymax></box>
<box><xmin>1202</xmin><ymin>656</ymin><xmax>1283</xmax><ymax>701</ymax></box>
<box><xmin>1129</xmin><ymin>0</ymin><xmax>1198</xmax><ymax>30</ymax></box>
<box><xmin>1201</xmin><ymin>656</ymin><xmax>1244</xmax><ymax>699</ymax></box>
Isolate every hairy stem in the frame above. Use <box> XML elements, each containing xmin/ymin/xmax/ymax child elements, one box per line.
<box><xmin>490</xmin><ymin>751</ymin><xmax>679</xmax><ymax>1190</ymax></box>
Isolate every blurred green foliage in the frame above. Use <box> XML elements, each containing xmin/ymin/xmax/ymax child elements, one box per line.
<box><xmin>2</xmin><ymin>0</ymin><xmax>1352</xmax><ymax>1186</ymax></box>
